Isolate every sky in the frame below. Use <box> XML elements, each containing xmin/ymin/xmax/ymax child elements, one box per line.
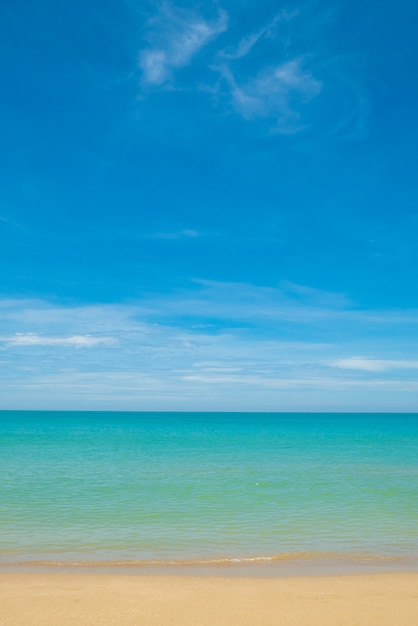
<box><xmin>1</xmin><ymin>0</ymin><xmax>418</xmax><ymax>411</ymax></box>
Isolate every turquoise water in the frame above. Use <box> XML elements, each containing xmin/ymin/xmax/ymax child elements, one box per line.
<box><xmin>0</xmin><ymin>411</ymin><xmax>417</xmax><ymax>568</ymax></box>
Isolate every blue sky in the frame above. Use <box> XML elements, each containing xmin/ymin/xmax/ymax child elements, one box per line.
<box><xmin>1</xmin><ymin>0</ymin><xmax>418</xmax><ymax>410</ymax></box>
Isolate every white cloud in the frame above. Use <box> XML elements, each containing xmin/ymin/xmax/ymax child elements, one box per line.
<box><xmin>151</xmin><ymin>229</ymin><xmax>200</xmax><ymax>240</ymax></box>
<box><xmin>1</xmin><ymin>282</ymin><xmax>418</xmax><ymax>336</ymax></box>
<box><xmin>219</xmin><ymin>59</ymin><xmax>322</xmax><ymax>131</ymax></box>
<box><xmin>140</xmin><ymin>49</ymin><xmax>168</xmax><ymax>85</ymax></box>
<box><xmin>140</xmin><ymin>278</ymin><xmax>352</xmax><ymax>325</ymax></box>
<box><xmin>182</xmin><ymin>372</ymin><xmax>418</xmax><ymax>392</ymax></box>
<box><xmin>155</xmin><ymin>7</ymin><xmax>322</xmax><ymax>132</ymax></box>
<box><xmin>1</xmin><ymin>290</ymin><xmax>418</xmax><ymax>410</ymax></box>
<box><xmin>333</xmin><ymin>357</ymin><xmax>418</xmax><ymax>372</ymax></box>
<box><xmin>0</xmin><ymin>215</ymin><xmax>20</xmax><ymax>228</ymax></box>
<box><xmin>221</xmin><ymin>11</ymin><xmax>298</xmax><ymax>60</ymax></box>
<box><xmin>3</xmin><ymin>333</ymin><xmax>116</xmax><ymax>348</ymax></box>
<box><xmin>135</xmin><ymin>4</ymin><xmax>367</xmax><ymax>139</ymax></box>
<box><xmin>139</xmin><ymin>5</ymin><xmax>228</xmax><ymax>85</ymax></box>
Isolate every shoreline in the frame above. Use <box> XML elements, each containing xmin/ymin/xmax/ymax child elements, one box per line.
<box><xmin>1</xmin><ymin>572</ymin><xmax>417</xmax><ymax>625</ymax></box>
<box><xmin>2</xmin><ymin>551</ymin><xmax>418</xmax><ymax>577</ymax></box>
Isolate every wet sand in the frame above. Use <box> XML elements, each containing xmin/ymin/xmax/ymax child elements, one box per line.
<box><xmin>0</xmin><ymin>572</ymin><xmax>417</xmax><ymax>625</ymax></box>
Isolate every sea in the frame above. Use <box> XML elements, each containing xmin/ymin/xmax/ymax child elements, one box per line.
<box><xmin>1</xmin><ymin>411</ymin><xmax>417</xmax><ymax>575</ymax></box>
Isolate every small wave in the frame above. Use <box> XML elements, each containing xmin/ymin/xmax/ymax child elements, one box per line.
<box><xmin>1</xmin><ymin>551</ymin><xmax>411</xmax><ymax>569</ymax></box>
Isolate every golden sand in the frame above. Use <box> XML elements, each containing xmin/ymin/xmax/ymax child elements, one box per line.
<box><xmin>0</xmin><ymin>572</ymin><xmax>417</xmax><ymax>625</ymax></box>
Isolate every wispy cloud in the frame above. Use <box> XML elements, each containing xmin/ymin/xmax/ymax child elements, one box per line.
<box><xmin>181</xmin><ymin>372</ymin><xmax>418</xmax><ymax>392</ymax></box>
<box><xmin>2</xmin><ymin>333</ymin><xmax>116</xmax><ymax>348</ymax></box>
<box><xmin>1</xmin><ymin>287</ymin><xmax>418</xmax><ymax>410</ymax></box>
<box><xmin>135</xmin><ymin>3</ymin><xmax>367</xmax><ymax>138</ymax></box>
<box><xmin>0</xmin><ymin>215</ymin><xmax>21</xmax><ymax>228</ymax></box>
<box><xmin>218</xmin><ymin>59</ymin><xmax>322</xmax><ymax>131</ymax></box>
<box><xmin>333</xmin><ymin>357</ymin><xmax>418</xmax><ymax>372</ymax></box>
<box><xmin>139</xmin><ymin>4</ymin><xmax>228</xmax><ymax>86</ymax></box>
<box><xmin>220</xmin><ymin>10</ymin><xmax>298</xmax><ymax>61</ymax></box>
<box><xmin>150</xmin><ymin>229</ymin><xmax>200</xmax><ymax>240</ymax></box>
<box><xmin>1</xmin><ymin>281</ymin><xmax>418</xmax><ymax>335</ymax></box>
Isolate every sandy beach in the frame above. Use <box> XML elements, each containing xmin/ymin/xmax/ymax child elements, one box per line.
<box><xmin>0</xmin><ymin>572</ymin><xmax>417</xmax><ymax>625</ymax></box>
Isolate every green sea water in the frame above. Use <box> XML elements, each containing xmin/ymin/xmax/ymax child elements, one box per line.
<box><xmin>0</xmin><ymin>411</ymin><xmax>417</xmax><ymax>570</ymax></box>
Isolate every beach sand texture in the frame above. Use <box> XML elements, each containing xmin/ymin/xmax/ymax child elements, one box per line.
<box><xmin>0</xmin><ymin>573</ymin><xmax>417</xmax><ymax>625</ymax></box>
